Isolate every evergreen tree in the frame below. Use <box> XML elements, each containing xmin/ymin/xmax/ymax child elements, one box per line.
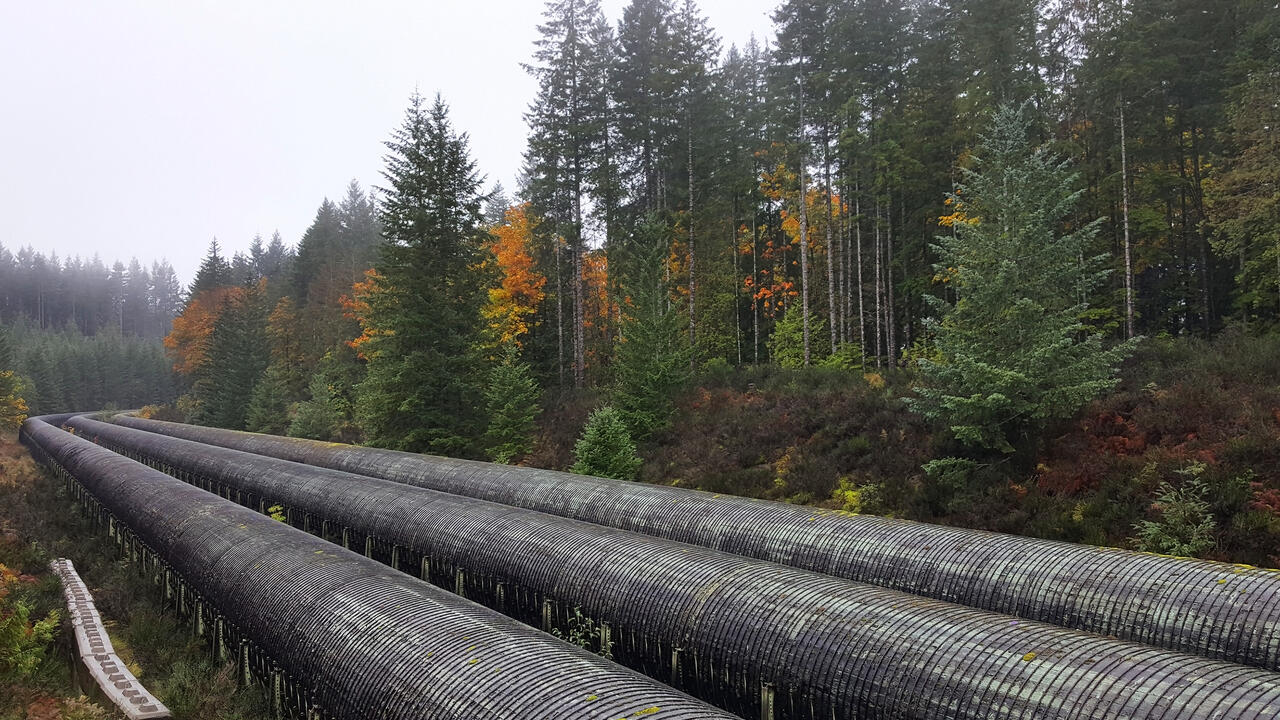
<box><xmin>244</xmin><ymin>362</ymin><xmax>294</xmax><ymax>435</ymax></box>
<box><xmin>571</xmin><ymin>405</ymin><xmax>642</xmax><ymax>480</ymax></box>
<box><xmin>612</xmin><ymin>218</ymin><xmax>691</xmax><ymax>438</ymax></box>
<box><xmin>288</xmin><ymin>372</ymin><xmax>343</xmax><ymax>441</ymax></box>
<box><xmin>148</xmin><ymin>260</ymin><xmax>185</xmax><ymax>338</ymax></box>
<box><xmin>769</xmin><ymin>303</ymin><xmax>827</xmax><ymax>369</ymax></box>
<box><xmin>194</xmin><ymin>281</ymin><xmax>270</xmax><ymax>429</ymax></box>
<box><xmin>1207</xmin><ymin>58</ymin><xmax>1280</xmax><ymax>322</ymax></box>
<box><xmin>1132</xmin><ymin>462</ymin><xmax>1217</xmax><ymax>558</ymax></box>
<box><xmin>909</xmin><ymin>105</ymin><xmax>1136</xmax><ymax>457</ymax></box>
<box><xmin>483</xmin><ymin>345</ymin><xmax>541</xmax><ymax>463</ymax></box>
<box><xmin>190</xmin><ymin>240</ymin><xmax>233</xmax><ymax>297</ymax></box>
<box><xmin>524</xmin><ymin>0</ymin><xmax>613</xmax><ymax>386</ymax></box>
<box><xmin>354</xmin><ymin>92</ymin><xmax>488</xmax><ymax>455</ymax></box>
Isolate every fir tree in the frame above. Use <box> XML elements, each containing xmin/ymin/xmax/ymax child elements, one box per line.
<box><xmin>524</xmin><ymin>0</ymin><xmax>613</xmax><ymax>386</ymax></box>
<box><xmin>288</xmin><ymin>373</ymin><xmax>343</xmax><ymax>441</ymax></box>
<box><xmin>571</xmin><ymin>405</ymin><xmax>642</xmax><ymax>481</ymax></box>
<box><xmin>612</xmin><ymin>217</ymin><xmax>690</xmax><ymax>438</ymax></box>
<box><xmin>1132</xmin><ymin>462</ymin><xmax>1217</xmax><ymax>558</ymax></box>
<box><xmin>769</xmin><ymin>303</ymin><xmax>827</xmax><ymax>369</ymax></box>
<box><xmin>244</xmin><ymin>362</ymin><xmax>294</xmax><ymax>435</ymax></box>
<box><xmin>194</xmin><ymin>281</ymin><xmax>270</xmax><ymax>429</ymax></box>
<box><xmin>483</xmin><ymin>345</ymin><xmax>541</xmax><ymax>464</ymax></box>
<box><xmin>190</xmin><ymin>240</ymin><xmax>233</xmax><ymax>297</ymax></box>
<box><xmin>354</xmin><ymin>92</ymin><xmax>487</xmax><ymax>455</ymax></box>
<box><xmin>909</xmin><ymin>105</ymin><xmax>1136</xmax><ymax>457</ymax></box>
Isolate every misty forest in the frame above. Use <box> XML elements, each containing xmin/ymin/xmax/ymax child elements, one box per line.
<box><xmin>4</xmin><ymin>0</ymin><xmax>1280</xmax><ymax>568</ymax></box>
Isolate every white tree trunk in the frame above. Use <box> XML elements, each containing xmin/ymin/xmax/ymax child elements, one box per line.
<box><xmin>1119</xmin><ymin>93</ymin><xmax>1135</xmax><ymax>339</ymax></box>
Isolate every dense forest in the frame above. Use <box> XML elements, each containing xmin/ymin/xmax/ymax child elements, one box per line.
<box><xmin>2</xmin><ymin>0</ymin><xmax>1277</xmax><ymax>564</ymax></box>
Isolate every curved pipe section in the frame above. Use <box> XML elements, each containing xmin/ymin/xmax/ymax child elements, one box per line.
<box><xmin>22</xmin><ymin>416</ymin><xmax>732</xmax><ymax>720</ymax></box>
<box><xmin>73</xmin><ymin>415</ymin><xmax>1280</xmax><ymax>720</ymax></box>
<box><xmin>110</xmin><ymin>414</ymin><xmax>1280</xmax><ymax>672</ymax></box>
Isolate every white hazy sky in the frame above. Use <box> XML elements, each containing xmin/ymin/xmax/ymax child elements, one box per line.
<box><xmin>1</xmin><ymin>1</ymin><xmax>776</xmax><ymax>283</ymax></box>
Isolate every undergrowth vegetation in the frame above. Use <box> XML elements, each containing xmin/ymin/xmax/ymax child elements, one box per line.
<box><xmin>527</xmin><ymin>332</ymin><xmax>1280</xmax><ymax>567</ymax></box>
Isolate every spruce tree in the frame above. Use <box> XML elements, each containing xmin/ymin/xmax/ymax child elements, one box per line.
<box><xmin>571</xmin><ymin>405</ymin><xmax>642</xmax><ymax>481</ymax></box>
<box><xmin>909</xmin><ymin>105</ymin><xmax>1136</xmax><ymax>457</ymax></box>
<box><xmin>355</xmin><ymin>92</ymin><xmax>487</xmax><ymax>455</ymax></box>
<box><xmin>483</xmin><ymin>345</ymin><xmax>541</xmax><ymax>463</ymax></box>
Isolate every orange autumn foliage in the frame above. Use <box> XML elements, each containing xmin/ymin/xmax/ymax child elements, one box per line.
<box><xmin>164</xmin><ymin>286</ymin><xmax>238</xmax><ymax>376</ymax></box>
<box><xmin>483</xmin><ymin>204</ymin><xmax>547</xmax><ymax>346</ymax></box>
<box><xmin>582</xmin><ymin>250</ymin><xmax>612</xmax><ymax>368</ymax></box>
<box><xmin>342</xmin><ymin>268</ymin><xmax>391</xmax><ymax>360</ymax></box>
<box><xmin>751</xmin><ymin>163</ymin><xmax>840</xmax><ymax>319</ymax></box>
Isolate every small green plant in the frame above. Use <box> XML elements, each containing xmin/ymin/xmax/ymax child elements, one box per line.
<box><xmin>571</xmin><ymin>406</ymin><xmax>642</xmax><ymax>481</ymax></box>
<box><xmin>831</xmin><ymin>478</ymin><xmax>882</xmax><ymax>514</ymax></box>
<box><xmin>551</xmin><ymin>607</ymin><xmax>614</xmax><ymax>660</ymax></box>
<box><xmin>267</xmin><ymin>504</ymin><xmax>287</xmax><ymax>522</ymax></box>
<box><xmin>0</xmin><ymin>563</ymin><xmax>59</xmax><ymax>686</ymax></box>
<box><xmin>1132</xmin><ymin>462</ymin><xmax>1217</xmax><ymax>558</ymax></box>
<box><xmin>818</xmin><ymin>343</ymin><xmax>863</xmax><ymax>371</ymax></box>
<box><xmin>768</xmin><ymin>304</ymin><xmax>827</xmax><ymax>369</ymax></box>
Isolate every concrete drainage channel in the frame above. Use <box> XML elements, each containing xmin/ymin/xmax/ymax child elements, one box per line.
<box><xmin>49</xmin><ymin>558</ymin><xmax>171</xmax><ymax>719</ymax></box>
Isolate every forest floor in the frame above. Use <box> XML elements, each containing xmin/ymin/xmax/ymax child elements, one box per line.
<box><xmin>0</xmin><ymin>434</ymin><xmax>271</xmax><ymax>720</ymax></box>
<box><xmin>531</xmin><ymin>331</ymin><xmax>1280</xmax><ymax>568</ymax></box>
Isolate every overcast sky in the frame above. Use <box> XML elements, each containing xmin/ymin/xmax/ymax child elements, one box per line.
<box><xmin>1</xmin><ymin>1</ymin><xmax>776</xmax><ymax>283</ymax></box>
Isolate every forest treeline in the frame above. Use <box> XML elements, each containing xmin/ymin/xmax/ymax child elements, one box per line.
<box><xmin>1</xmin><ymin>0</ymin><xmax>1277</xmax><ymax>561</ymax></box>
<box><xmin>0</xmin><ymin>234</ymin><xmax>294</xmax><ymax>415</ymax></box>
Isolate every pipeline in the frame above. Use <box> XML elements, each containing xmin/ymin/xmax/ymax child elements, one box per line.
<box><xmin>71</xmin><ymin>414</ymin><xmax>1280</xmax><ymax>720</ymax></box>
<box><xmin>21</xmin><ymin>416</ymin><xmax>732</xmax><ymax>720</ymax></box>
<box><xmin>110</xmin><ymin>413</ymin><xmax>1280</xmax><ymax>673</ymax></box>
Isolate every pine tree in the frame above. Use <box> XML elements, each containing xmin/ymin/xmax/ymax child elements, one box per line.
<box><xmin>483</xmin><ymin>345</ymin><xmax>542</xmax><ymax>463</ymax></box>
<box><xmin>909</xmin><ymin>105</ymin><xmax>1136</xmax><ymax>457</ymax></box>
<box><xmin>612</xmin><ymin>217</ymin><xmax>691</xmax><ymax>438</ymax></box>
<box><xmin>354</xmin><ymin>92</ymin><xmax>488</xmax><ymax>455</ymax></box>
<box><xmin>571</xmin><ymin>405</ymin><xmax>642</xmax><ymax>480</ymax></box>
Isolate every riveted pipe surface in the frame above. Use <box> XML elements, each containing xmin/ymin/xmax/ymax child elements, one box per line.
<box><xmin>22</xmin><ymin>416</ymin><xmax>732</xmax><ymax>720</ymax></box>
<box><xmin>72</xmin><ymin>415</ymin><xmax>1280</xmax><ymax>720</ymax></box>
<box><xmin>110</xmin><ymin>413</ymin><xmax>1280</xmax><ymax>673</ymax></box>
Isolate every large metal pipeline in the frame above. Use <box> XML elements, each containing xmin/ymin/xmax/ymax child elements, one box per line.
<box><xmin>21</xmin><ymin>416</ymin><xmax>734</xmax><ymax>720</ymax></box>
<box><xmin>71</xmin><ymin>414</ymin><xmax>1280</xmax><ymax>720</ymax></box>
<box><xmin>111</xmin><ymin>413</ymin><xmax>1280</xmax><ymax>673</ymax></box>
